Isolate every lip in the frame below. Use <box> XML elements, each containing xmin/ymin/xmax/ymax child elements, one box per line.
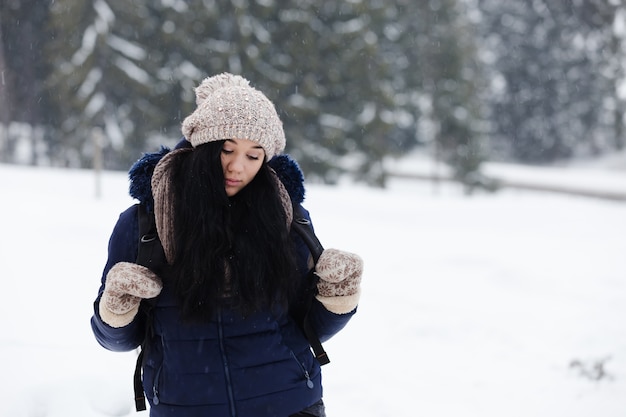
<box><xmin>225</xmin><ymin>178</ymin><xmax>241</xmax><ymax>186</ymax></box>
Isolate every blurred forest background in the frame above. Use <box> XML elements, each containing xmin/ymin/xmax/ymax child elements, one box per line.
<box><xmin>1</xmin><ymin>0</ymin><xmax>625</xmax><ymax>188</ymax></box>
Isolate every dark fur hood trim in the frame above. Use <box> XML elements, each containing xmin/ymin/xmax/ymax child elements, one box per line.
<box><xmin>128</xmin><ymin>142</ymin><xmax>306</xmax><ymax>211</ymax></box>
<box><xmin>128</xmin><ymin>145</ymin><xmax>171</xmax><ymax>212</ymax></box>
<box><xmin>268</xmin><ymin>154</ymin><xmax>305</xmax><ymax>205</ymax></box>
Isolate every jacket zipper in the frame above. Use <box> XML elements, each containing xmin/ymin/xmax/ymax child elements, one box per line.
<box><xmin>218</xmin><ymin>309</ymin><xmax>237</xmax><ymax>417</ymax></box>
<box><xmin>151</xmin><ymin>319</ymin><xmax>313</xmax><ymax>411</ymax></box>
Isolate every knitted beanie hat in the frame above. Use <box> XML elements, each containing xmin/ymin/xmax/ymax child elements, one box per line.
<box><xmin>181</xmin><ymin>73</ymin><xmax>286</xmax><ymax>160</ymax></box>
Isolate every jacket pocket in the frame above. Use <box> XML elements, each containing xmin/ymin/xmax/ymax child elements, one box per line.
<box><xmin>142</xmin><ymin>336</ymin><xmax>164</xmax><ymax>406</ymax></box>
<box><xmin>151</xmin><ymin>363</ymin><xmax>163</xmax><ymax>405</ymax></box>
<box><xmin>290</xmin><ymin>350</ymin><xmax>316</xmax><ymax>389</ymax></box>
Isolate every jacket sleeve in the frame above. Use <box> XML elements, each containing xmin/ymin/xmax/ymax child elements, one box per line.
<box><xmin>90</xmin><ymin>204</ymin><xmax>147</xmax><ymax>352</ymax></box>
<box><xmin>292</xmin><ymin>205</ymin><xmax>356</xmax><ymax>343</ymax></box>
<box><xmin>307</xmin><ymin>300</ymin><xmax>356</xmax><ymax>343</ymax></box>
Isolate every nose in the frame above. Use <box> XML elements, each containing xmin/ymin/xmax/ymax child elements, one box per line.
<box><xmin>226</xmin><ymin>154</ymin><xmax>244</xmax><ymax>173</ymax></box>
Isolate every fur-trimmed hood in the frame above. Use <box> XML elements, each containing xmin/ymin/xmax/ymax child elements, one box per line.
<box><xmin>128</xmin><ymin>138</ymin><xmax>306</xmax><ymax>212</ymax></box>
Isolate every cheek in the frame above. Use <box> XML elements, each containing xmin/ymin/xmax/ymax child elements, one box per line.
<box><xmin>242</xmin><ymin>158</ymin><xmax>262</xmax><ymax>176</ymax></box>
<box><xmin>251</xmin><ymin>161</ymin><xmax>263</xmax><ymax>175</ymax></box>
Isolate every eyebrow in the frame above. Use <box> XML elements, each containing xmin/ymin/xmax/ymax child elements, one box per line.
<box><xmin>225</xmin><ymin>139</ymin><xmax>264</xmax><ymax>149</ymax></box>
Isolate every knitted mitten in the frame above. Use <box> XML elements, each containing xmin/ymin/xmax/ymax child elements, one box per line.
<box><xmin>315</xmin><ymin>248</ymin><xmax>363</xmax><ymax>314</ymax></box>
<box><xmin>99</xmin><ymin>262</ymin><xmax>163</xmax><ymax>328</ymax></box>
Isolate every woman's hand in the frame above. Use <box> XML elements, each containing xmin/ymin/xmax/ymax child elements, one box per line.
<box><xmin>99</xmin><ymin>262</ymin><xmax>163</xmax><ymax>328</ymax></box>
<box><xmin>315</xmin><ymin>249</ymin><xmax>363</xmax><ymax>314</ymax></box>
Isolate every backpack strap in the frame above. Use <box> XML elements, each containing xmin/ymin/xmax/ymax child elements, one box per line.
<box><xmin>291</xmin><ymin>204</ymin><xmax>330</xmax><ymax>366</ymax></box>
<box><xmin>133</xmin><ymin>349</ymin><xmax>147</xmax><ymax>411</ymax></box>
<box><xmin>134</xmin><ymin>203</ymin><xmax>162</xmax><ymax>412</ymax></box>
<box><xmin>134</xmin><ymin>297</ymin><xmax>157</xmax><ymax>411</ymax></box>
<box><xmin>135</xmin><ymin>203</ymin><xmax>167</xmax><ymax>271</ymax></box>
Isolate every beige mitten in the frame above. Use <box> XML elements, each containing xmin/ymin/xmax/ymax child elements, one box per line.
<box><xmin>315</xmin><ymin>248</ymin><xmax>363</xmax><ymax>314</ymax></box>
<box><xmin>99</xmin><ymin>262</ymin><xmax>163</xmax><ymax>328</ymax></box>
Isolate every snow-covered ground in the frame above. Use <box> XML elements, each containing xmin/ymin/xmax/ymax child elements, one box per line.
<box><xmin>389</xmin><ymin>150</ymin><xmax>626</xmax><ymax>200</ymax></box>
<box><xmin>0</xmin><ymin>159</ymin><xmax>625</xmax><ymax>417</ymax></box>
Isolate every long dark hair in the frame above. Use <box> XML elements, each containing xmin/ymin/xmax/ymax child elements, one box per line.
<box><xmin>167</xmin><ymin>141</ymin><xmax>298</xmax><ymax>322</ymax></box>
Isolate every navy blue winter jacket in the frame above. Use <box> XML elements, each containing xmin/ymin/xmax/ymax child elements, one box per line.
<box><xmin>91</xmin><ymin>141</ymin><xmax>355</xmax><ymax>417</ymax></box>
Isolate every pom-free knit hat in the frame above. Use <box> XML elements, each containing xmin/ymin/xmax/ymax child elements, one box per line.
<box><xmin>181</xmin><ymin>73</ymin><xmax>286</xmax><ymax>160</ymax></box>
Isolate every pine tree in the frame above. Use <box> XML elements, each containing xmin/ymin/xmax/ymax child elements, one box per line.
<box><xmin>0</xmin><ymin>0</ymin><xmax>51</xmax><ymax>164</ymax></box>
<box><xmin>46</xmin><ymin>0</ymin><xmax>177</xmax><ymax>168</ymax></box>
<box><xmin>380</xmin><ymin>0</ymin><xmax>488</xmax><ymax>190</ymax></box>
<box><xmin>476</xmin><ymin>0</ymin><xmax>622</xmax><ymax>163</ymax></box>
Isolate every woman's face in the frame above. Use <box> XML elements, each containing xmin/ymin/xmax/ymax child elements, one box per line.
<box><xmin>221</xmin><ymin>138</ymin><xmax>265</xmax><ymax>196</ymax></box>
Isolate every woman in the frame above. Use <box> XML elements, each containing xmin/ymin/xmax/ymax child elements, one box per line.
<box><xmin>91</xmin><ymin>73</ymin><xmax>363</xmax><ymax>417</ymax></box>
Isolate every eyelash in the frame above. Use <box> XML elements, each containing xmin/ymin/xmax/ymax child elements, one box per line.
<box><xmin>222</xmin><ymin>149</ymin><xmax>260</xmax><ymax>160</ymax></box>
